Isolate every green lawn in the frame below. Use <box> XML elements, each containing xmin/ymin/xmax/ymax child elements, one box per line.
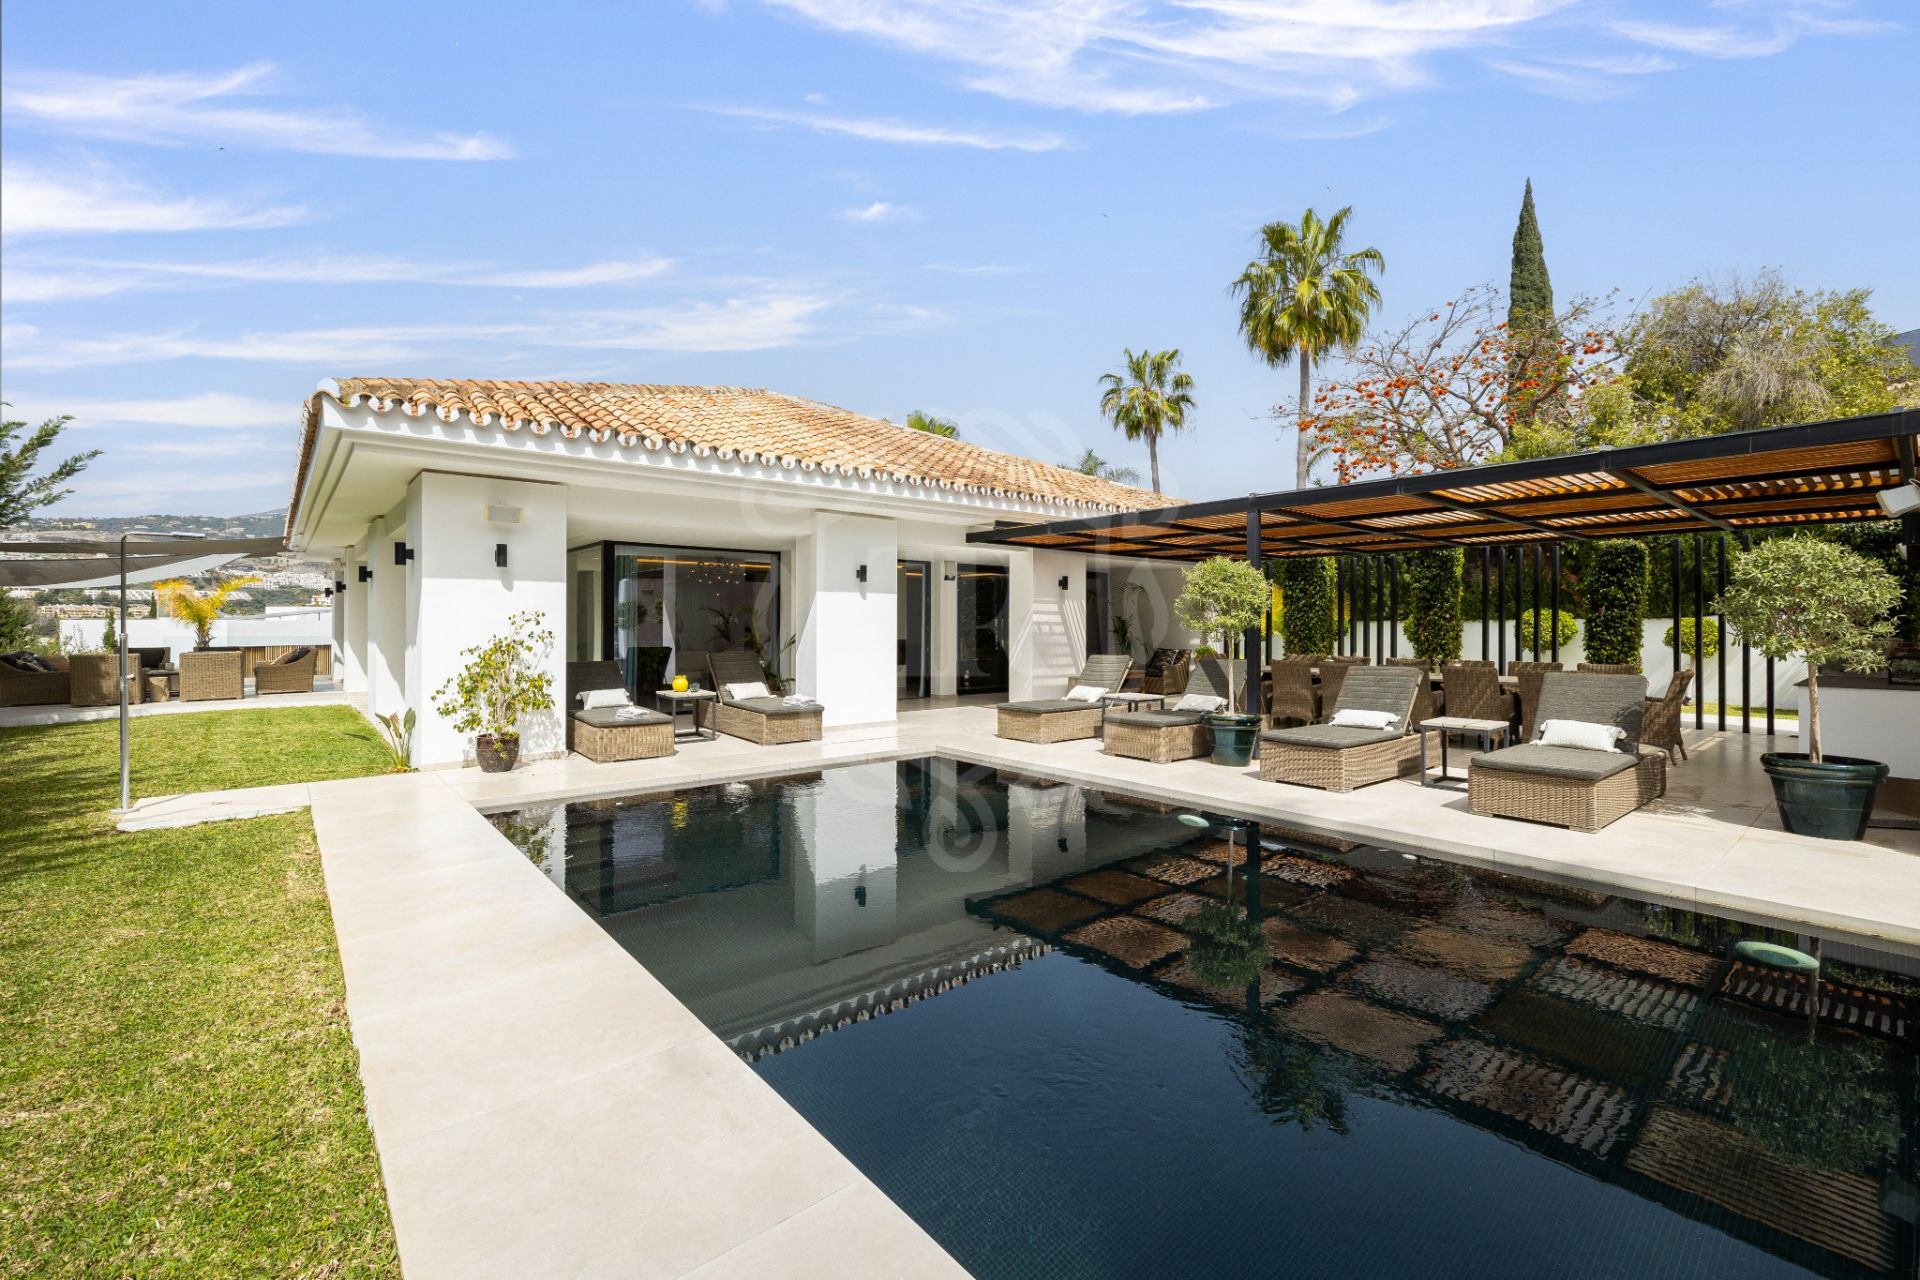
<box><xmin>0</xmin><ymin>708</ymin><xmax>400</xmax><ymax>1278</ymax></box>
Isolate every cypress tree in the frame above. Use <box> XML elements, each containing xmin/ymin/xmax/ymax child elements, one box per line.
<box><xmin>1507</xmin><ymin>179</ymin><xmax>1555</xmax><ymax>426</ymax></box>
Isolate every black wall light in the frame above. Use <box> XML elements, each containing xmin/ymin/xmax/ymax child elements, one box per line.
<box><xmin>495</xmin><ymin>543</ymin><xmax>509</xmax><ymax>568</ymax></box>
<box><xmin>393</xmin><ymin>541</ymin><xmax>414</xmax><ymax>566</ymax></box>
<box><xmin>1058</xmin><ymin>575</ymin><xmax>1070</xmax><ymax>591</ymax></box>
<box><xmin>334</xmin><ymin>580</ymin><xmax>346</xmax><ymax>594</ymax></box>
<box><xmin>357</xmin><ymin>565</ymin><xmax>372</xmax><ymax>583</ymax></box>
<box><xmin>855</xmin><ymin>564</ymin><xmax>868</xmax><ymax>583</ymax></box>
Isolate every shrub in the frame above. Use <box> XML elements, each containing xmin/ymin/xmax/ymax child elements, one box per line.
<box><xmin>1278</xmin><ymin>558</ymin><xmax>1337</xmax><ymax>656</ymax></box>
<box><xmin>1583</xmin><ymin>539</ymin><xmax>1648</xmax><ymax>668</ymax></box>
<box><xmin>1518</xmin><ymin>608</ymin><xmax>1579</xmax><ymax>656</ymax></box>
<box><xmin>1661</xmin><ymin>616</ymin><xmax>1720</xmax><ymax>662</ymax></box>
<box><xmin>431</xmin><ymin>610</ymin><xmax>557</xmax><ymax>743</ymax></box>
<box><xmin>1176</xmin><ymin>557</ymin><xmax>1271</xmax><ymax>710</ymax></box>
<box><xmin>1404</xmin><ymin>548</ymin><xmax>1463</xmax><ymax>666</ymax></box>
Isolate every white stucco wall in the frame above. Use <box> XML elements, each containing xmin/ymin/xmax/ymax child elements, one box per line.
<box><xmin>406</xmin><ymin>473</ymin><xmax>569</xmax><ymax>768</ymax></box>
<box><xmin>792</xmin><ymin>512</ymin><xmax>898</xmax><ymax>727</ymax></box>
<box><xmin>1012</xmin><ymin>549</ymin><xmax>1086</xmax><ymax>700</ymax></box>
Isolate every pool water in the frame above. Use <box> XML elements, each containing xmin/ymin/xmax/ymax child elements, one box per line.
<box><xmin>490</xmin><ymin>758</ymin><xmax>1917</xmax><ymax>1280</ymax></box>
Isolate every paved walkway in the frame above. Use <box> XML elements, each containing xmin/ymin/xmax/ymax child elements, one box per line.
<box><xmin>111</xmin><ymin>704</ymin><xmax>1920</xmax><ymax>1279</ymax></box>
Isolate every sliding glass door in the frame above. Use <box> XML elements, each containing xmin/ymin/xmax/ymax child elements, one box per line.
<box><xmin>607</xmin><ymin>544</ymin><xmax>780</xmax><ymax>696</ymax></box>
<box><xmin>897</xmin><ymin>560</ymin><xmax>930</xmax><ymax>699</ymax></box>
<box><xmin>955</xmin><ymin>563</ymin><xmax>1009</xmax><ymax>695</ymax></box>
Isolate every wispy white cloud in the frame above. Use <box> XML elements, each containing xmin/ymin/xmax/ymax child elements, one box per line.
<box><xmin>838</xmin><ymin>200</ymin><xmax>918</xmax><ymax>223</ymax></box>
<box><xmin>568</xmin><ymin>294</ymin><xmax>833</xmax><ymax>353</ymax></box>
<box><xmin>24</xmin><ymin>391</ymin><xmax>292</xmax><ymax>429</ymax></box>
<box><xmin>0</xmin><ymin>162</ymin><xmax>305</xmax><ymax>238</ymax></box>
<box><xmin>752</xmin><ymin>0</ymin><xmax>1884</xmax><ymax>114</ymax></box>
<box><xmin>2</xmin><ymin>253</ymin><xmax>675</xmax><ymax>302</ymax></box>
<box><xmin>2</xmin><ymin>323</ymin><xmax>520</xmax><ymax>370</ymax></box>
<box><xmin>4</xmin><ymin>63</ymin><xmax>511</xmax><ymax>159</ymax></box>
<box><xmin>700</xmin><ymin>104</ymin><xmax>1069</xmax><ymax>151</ymax></box>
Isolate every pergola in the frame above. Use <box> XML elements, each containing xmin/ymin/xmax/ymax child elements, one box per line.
<box><xmin>969</xmin><ymin>409</ymin><xmax>1920</xmax><ymax>729</ymax></box>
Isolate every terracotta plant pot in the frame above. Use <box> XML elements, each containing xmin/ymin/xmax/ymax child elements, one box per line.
<box><xmin>475</xmin><ymin>733</ymin><xmax>521</xmax><ymax>773</ymax></box>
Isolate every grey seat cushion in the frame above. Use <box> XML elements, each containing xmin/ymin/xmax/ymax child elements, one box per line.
<box><xmin>726</xmin><ymin>695</ymin><xmax>822</xmax><ymax>716</ymax></box>
<box><xmin>1106</xmin><ymin>709</ymin><xmax>1206</xmax><ymax>729</ymax></box>
<box><xmin>998</xmin><ymin>698</ymin><xmax>1099</xmax><ymax>714</ymax></box>
<box><xmin>1470</xmin><ymin>743</ymin><xmax>1637</xmax><ymax>781</ymax></box>
<box><xmin>1262</xmin><ymin>724</ymin><xmax>1404</xmax><ymax>749</ymax></box>
<box><xmin>573</xmin><ymin>707</ymin><xmax>671</xmax><ymax>728</ymax></box>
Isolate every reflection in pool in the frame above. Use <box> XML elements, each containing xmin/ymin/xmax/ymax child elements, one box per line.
<box><xmin>489</xmin><ymin>758</ymin><xmax>1916</xmax><ymax>1280</ymax></box>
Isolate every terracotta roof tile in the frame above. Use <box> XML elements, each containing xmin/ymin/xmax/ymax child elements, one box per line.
<box><xmin>290</xmin><ymin>378</ymin><xmax>1166</xmax><ymax>535</ymax></box>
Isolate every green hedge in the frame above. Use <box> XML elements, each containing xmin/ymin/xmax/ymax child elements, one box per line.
<box><xmin>1518</xmin><ymin>608</ymin><xmax>1579</xmax><ymax>656</ymax></box>
<box><xmin>1661</xmin><ymin>616</ymin><xmax>1720</xmax><ymax>660</ymax></box>
<box><xmin>1584</xmin><ymin>539</ymin><xmax>1648</xmax><ymax>668</ymax></box>
<box><xmin>1404</xmin><ymin>548</ymin><xmax>1463</xmax><ymax>666</ymax></box>
<box><xmin>1278</xmin><ymin>558</ymin><xmax>1337</xmax><ymax>656</ymax></box>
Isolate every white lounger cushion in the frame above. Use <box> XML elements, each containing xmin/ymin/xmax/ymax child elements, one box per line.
<box><xmin>1536</xmin><ymin>719</ymin><xmax>1626</xmax><ymax>752</ymax></box>
<box><xmin>725</xmin><ymin>680</ymin><xmax>771</xmax><ymax>701</ymax></box>
<box><xmin>1064</xmin><ymin>684</ymin><xmax>1106</xmax><ymax>702</ymax></box>
<box><xmin>579</xmin><ymin>687</ymin><xmax>632</xmax><ymax>709</ymax></box>
<box><xmin>1173</xmin><ymin>692</ymin><xmax>1225</xmax><ymax>713</ymax></box>
<box><xmin>1329</xmin><ymin>708</ymin><xmax>1399</xmax><ymax>731</ymax></box>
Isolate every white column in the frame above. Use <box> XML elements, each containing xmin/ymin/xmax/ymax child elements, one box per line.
<box><xmin>792</xmin><ymin>512</ymin><xmax>897</xmax><ymax>726</ymax></box>
<box><xmin>931</xmin><ymin>559</ymin><xmax>958</xmax><ymax>697</ymax></box>
<box><xmin>365</xmin><ymin>515</ymin><xmax>407</xmax><ymax>720</ymax></box>
<box><xmin>340</xmin><ymin>545</ymin><xmax>369</xmax><ymax>693</ymax></box>
<box><xmin>407</xmin><ymin>473</ymin><xmax>568</xmax><ymax>769</ymax></box>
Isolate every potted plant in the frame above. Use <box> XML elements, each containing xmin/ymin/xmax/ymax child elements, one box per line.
<box><xmin>1174</xmin><ymin>556</ymin><xmax>1272</xmax><ymax>766</ymax></box>
<box><xmin>153</xmin><ymin>574</ymin><xmax>261</xmax><ymax>649</ymax></box>
<box><xmin>432</xmin><ymin>611</ymin><xmax>556</xmax><ymax>772</ymax></box>
<box><xmin>1717</xmin><ymin>536</ymin><xmax>1900</xmax><ymax>840</ymax></box>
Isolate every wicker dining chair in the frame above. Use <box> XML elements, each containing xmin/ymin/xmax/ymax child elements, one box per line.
<box><xmin>1383</xmin><ymin>656</ymin><xmax>1437</xmax><ymax>726</ymax></box>
<box><xmin>1316</xmin><ymin>655</ymin><xmax>1371</xmax><ymax>716</ymax></box>
<box><xmin>1642</xmin><ymin>667</ymin><xmax>1694</xmax><ymax>763</ymax></box>
<box><xmin>1265</xmin><ymin>659</ymin><xmax>1319</xmax><ymax>729</ymax></box>
<box><xmin>1141</xmin><ymin>649</ymin><xmax>1191</xmax><ymax>696</ymax></box>
<box><xmin>1508</xmin><ymin>660</ymin><xmax>1564</xmax><ymax>741</ymax></box>
<box><xmin>1441</xmin><ymin>660</ymin><xmax>1513</xmax><ymax>724</ymax></box>
<box><xmin>1577</xmin><ymin>662</ymin><xmax>1639</xmax><ymax>675</ymax></box>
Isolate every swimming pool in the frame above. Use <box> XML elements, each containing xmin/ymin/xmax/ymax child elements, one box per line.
<box><xmin>489</xmin><ymin>758</ymin><xmax>1916</xmax><ymax>1280</ymax></box>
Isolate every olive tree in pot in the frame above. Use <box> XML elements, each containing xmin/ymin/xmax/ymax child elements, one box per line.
<box><xmin>431</xmin><ymin>610</ymin><xmax>556</xmax><ymax>772</ymax></box>
<box><xmin>1175</xmin><ymin>556</ymin><xmax>1272</xmax><ymax>766</ymax></box>
<box><xmin>1717</xmin><ymin>537</ymin><xmax>1900</xmax><ymax>840</ymax></box>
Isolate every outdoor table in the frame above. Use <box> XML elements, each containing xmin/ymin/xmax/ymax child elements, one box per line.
<box><xmin>654</xmin><ymin>689</ymin><xmax>718</xmax><ymax>742</ymax></box>
<box><xmin>1418</xmin><ymin>716</ymin><xmax>1511</xmax><ymax>788</ymax></box>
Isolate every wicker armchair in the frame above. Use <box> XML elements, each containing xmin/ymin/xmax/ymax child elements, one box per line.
<box><xmin>1468</xmin><ymin>673</ymin><xmax>1667</xmax><ymax>832</ymax></box>
<box><xmin>69</xmin><ymin>653</ymin><xmax>142</xmax><ymax>707</ymax></box>
<box><xmin>1259</xmin><ymin>666</ymin><xmax>1423</xmax><ymax>792</ymax></box>
<box><xmin>179</xmin><ymin>649</ymin><xmax>244</xmax><ymax>702</ymax></box>
<box><xmin>1442</xmin><ymin>660</ymin><xmax>1513</xmax><ymax>725</ymax></box>
<box><xmin>1104</xmin><ymin>659</ymin><xmax>1229</xmax><ymax>763</ymax></box>
<box><xmin>254</xmin><ymin>647</ymin><xmax>317</xmax><ymax>695</ymax></box>
<box><xmin>1642</xmin><ymin>668</ymin><xmax>1694</xmax><ymax>763</ymax></box>
<box><xmin>1265</xmin><ymin>659</ymin><xmax>1319</xmax><ymax>728</ymax></box>
<box><xmin>1508</xmin><ymin>660</ymin><xmax>1563</xmax><ymax>741</ymax></box>
<box><xmin>702</xmin><ymin>651</ymin><xmax>822</xmax><ymax>745</ymax></box>
<box><xmin>0</xmin><ymin>653</ymin><xmax>71</xmax><ymax>707</ymax></box>
<box><xmin>1383</xmin><ymin>656</ymin><xmax>1437</xmax><ymax>725</ymax></box>
<box><xmin>1141</xmin><ymin>649</ymin><xmax>1191</xmax><ymax>696</ymax></box>
<box><xmin>1577</xmin><ymin>662</ymin><xmax>1638</xmax><ymax>675</ymax></box>
<box><xmin>996</xmin><ymin>654</ymin><xmax>1133</xmax><ymax>743</ymax></box>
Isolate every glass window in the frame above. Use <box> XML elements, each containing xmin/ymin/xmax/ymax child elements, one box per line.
<box><xmin>609</xmin><ymin>545</ymin><xmax>780</xmax><ymax>695</ymax></box>
<box><xmin>955</xmin><ymin>563</ymin><xmax>1009</xmax><ymax>695</ymax></box>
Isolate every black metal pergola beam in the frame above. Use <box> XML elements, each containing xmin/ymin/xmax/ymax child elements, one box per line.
<box><xmin>1607</xmin><ymin>466</ymin><xmax>1741</xmax><ymax>534</ymax></box>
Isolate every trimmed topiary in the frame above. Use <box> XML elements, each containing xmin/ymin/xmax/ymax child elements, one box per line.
<box><xmin>1583</xmin><ymin>539</ymin><xmax>1648</xmax><ymax>669</ymax></box>
<box><xmin>1661</xmin><ymin>616</ymin><xmax>1720</xmax><ymax>662</ymax></box>
<box><xmin>1404</xmin><ymin>548</ymin><xmax>1463</xmax><ymax>667</ymax></box>
<box><xmin>1518</xmin><ymin>607</ymin><xmax>1579</xmax><ymax>657</ymax></box>
<box><xmin>1278</xmin><ymin>557</ymin><xmax>1337</xmax><ymax>657</ymax></box>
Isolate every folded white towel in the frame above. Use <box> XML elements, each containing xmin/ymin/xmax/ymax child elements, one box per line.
<box><xmin>782</xmin><ymin>694</ymin><xmax>817</xmax><ymax>706</ymax></box>
<box><xmin>614</xmin><ymin>706</ymin><xmax>647</xmax><ymax>720</ymax></box>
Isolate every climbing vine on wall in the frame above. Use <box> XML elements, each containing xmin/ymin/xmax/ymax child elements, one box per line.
<box><xmin>1278</xmin><ymin>558</ymin><xmax>1337</xmax><ymax>656</ymax></box>
<box><xmin>1583</xmin><ymin>540</ymin><xmax>1649</xmax><ymax>668</ymax></box>
<box><xmin>1403</xmin><ymin>548</ymin><xmax>1463</xmax><ymax>666</ymax></box>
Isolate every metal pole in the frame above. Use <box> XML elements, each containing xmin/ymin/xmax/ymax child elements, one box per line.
<box><xmin>1479</xmin><ymin>548</ymin><xmax>1490</xmax><ymax>659</ymax></box>
<box><xmin>1670</xmin><ymin>538</ymin><xmax>1682</xmax><ymax>679</ymax></box>
<box><xmin>1693</xmin><ymin>533</ymin><xmax>1705</xmax><ymax>732</ymax></box>
<box><xmin>117</xmin><ymin>533</ymin><xmax>131</xmax><ymax>812</ymax></box>
<box><xmin>1361</xmin><ymin>558</ymin><xmax>1372</xmax><ymax>660</ymax></box>
<box><xmin>1388</xmin><ymin>554</ymin><xmax>1400</xmax><ymax>657</ymax></box>
<box><xmin>1715</xmin><ymin>536</ymin><xmax>1728</xmax><ymax>733</ymax></box>
<box><xmin>1549</xmin><ymin>543</ymin><xmax>1562</xmax><ymax>664</ymax></box>
<box><xmin>1244</xmin><ymin>509</ymin><xmax>1263</xmax><ymax>723</ymax></box>
<box><xmin>1740</xmin><ymin>532</ymin><xmax>1752</xmax><ymax>735</ymax></box>
<box><xmin>1495</xmin><ymin>548</ymin><xmax>1507</xmax><ymax>671</ymax></box>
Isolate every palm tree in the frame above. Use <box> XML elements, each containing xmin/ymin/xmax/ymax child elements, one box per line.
<box><xmin>903</xmin><ymin>410</ymin><xmax>958</xmax><ymax>438</ymax></box>
<box><xmin>1097</xmin><ymin>349</ymin><xmax>1194</xmax><ymax>494</ymax></box>
<box><xmin>1061</xmin><ymin>447</ymin><xmax>1142</xmax><ymax>488</ymax></box>
<box><xmin>1231</xmin><ymin>206</ymin><xmax>1385</xmax><ymax>488</ymax></box>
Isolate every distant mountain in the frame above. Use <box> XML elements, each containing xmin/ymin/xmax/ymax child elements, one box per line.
<box><xmin>25</xmin><ymin>510</ymin><xmax>288</xmax><ymax>538</ymax></box>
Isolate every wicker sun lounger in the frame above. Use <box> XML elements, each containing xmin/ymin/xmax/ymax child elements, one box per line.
<box><xmin>565</xmin><ymin>661</ymin><xmax>674</xmax><ymax>762</ymax></box>
<box><xmin>1103</xmin><ymin>658</ymin><xmax>1230</xmax><ymax>763</ymax></box>
<box><xmin>1467</xmin><ymin>672</ymin><xmax>1667</xmax><ymax>832</ymax></box>
<box><xmin>703</xmin><ymin>651</ymin><xmax>824</xmax><ymax>745</ymax></box>
<box><xmin>995</xmin><ymin>654</ymin><xmax>1133</xmax><ymax>743</ymax></box>
<box><xmin>1258</xmin><ymin>665</ymin><xmax>1422</xmax><ymax>792</ymax></box>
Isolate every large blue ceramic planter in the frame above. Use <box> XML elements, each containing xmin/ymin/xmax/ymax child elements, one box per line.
<box><xmin>1760</xmin><ymin>752</ymin><xmax>1888</xmax><ymax>841</ymax></box>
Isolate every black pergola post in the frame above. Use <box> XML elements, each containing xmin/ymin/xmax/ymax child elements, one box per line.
<box><xmin>1388</xmin><ymin>553</ymin><xmax>1400</xmax><ymax>657</ymax></box>
<box><xmin>1244</xmin><ymin>510</ymin><xmax>1263</xmax><ymax>721</ymax></box>
<box><xmin>1495</xmin><ymin>547</ymin><xmax>1507</xmax><ymax>671</ymax></box>
<box><xmin>1715</xmin><ymin>535</ymin><xmax>1728</xmax><ymax>733</ymax></box>
<box><xmin>1693</xmin><ymin>533</ymin><xmax>1706</xmax><ymax>732</ymax></box>
<box><xmin>1740</xmin><ymin>532</ymin><xmax>1753</xmax><ymax>735</ymax></box>
<box><xmin>1670</xmin><ymin>538</ymin><xmax>1683</xmax><ymax>680</ymax></box>
<box><xmin>1479</xmin><ymin>548</ymin><xmax>1490</xmax><ymax>660</ymax></box>
<box><xmin>1549</xmin><ymin>542</ymin><xmax>1562</xmax><ymax>664</ymax></box>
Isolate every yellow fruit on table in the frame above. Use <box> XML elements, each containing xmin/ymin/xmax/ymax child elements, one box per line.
<box><xmin>672</xmin><ymin>674</ymin><xmax>689</xmax><ymax>693</ymax></box>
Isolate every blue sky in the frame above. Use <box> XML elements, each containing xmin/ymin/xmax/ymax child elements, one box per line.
<box><xmin>2</xmin><ymin>0</ymin><xmax>1914</xmax><ymax>516</ymax></box>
